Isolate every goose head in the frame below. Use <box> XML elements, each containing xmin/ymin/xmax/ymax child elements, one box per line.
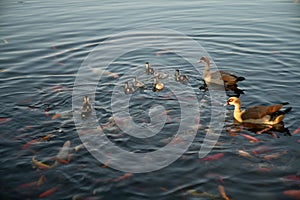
<box><xmin>198</xmin><ymin>56</ymin><xmax>210</xmax><ymax>65</ymax></box>
<box><xmin>225</xmin><ymin>97</ymin><xmax>241</xmax><ymax>107</ymax></box>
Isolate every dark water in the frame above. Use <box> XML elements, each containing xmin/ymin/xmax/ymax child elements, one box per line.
<box><xmin>1</xmin><ymin>0</ymin><xmax>300</xmax><ymax>199</ymax></box>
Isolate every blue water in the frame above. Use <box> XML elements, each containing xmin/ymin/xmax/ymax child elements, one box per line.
<box><xmin>1</xmin><ymin>0</ymin><xmax>300</xmax><ymax>199</ymax></box>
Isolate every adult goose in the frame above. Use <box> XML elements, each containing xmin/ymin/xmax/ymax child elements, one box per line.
<box><xmin>225</xmin><ymin>97</ymin><xmax>292</xmax><ymax>125</ymax></box>
<box><xmin>198</xmin><ymin>56</ymin><xmax>245</xmax><ymax>86</ymax></box>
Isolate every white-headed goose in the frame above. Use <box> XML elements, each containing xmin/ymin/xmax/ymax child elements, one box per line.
<box><xmin>225</xmin><ymin>97</ymin><xmax>292</xmax><ymax>125</ymax></box>
<box><xmin>198</xmin><ymin>56</ymin><xmax>245</xmax><ymax>86</ymax></box>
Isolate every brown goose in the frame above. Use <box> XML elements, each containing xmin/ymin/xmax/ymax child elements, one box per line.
<box><xmin>198</xmin><ymin>56</ymin><xmax>245</xmax><ymax>86</ymax></box>
<box><xmin>225</xmin><ymin>97</ymin><xmax>292</xmax><ymax>125</ymax></box>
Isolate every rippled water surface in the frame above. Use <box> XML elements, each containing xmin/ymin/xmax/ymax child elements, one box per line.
<box><xmin>1</xmin><ymin>0</ymin><xmax>300</xmax><ymax>199</ymax></box>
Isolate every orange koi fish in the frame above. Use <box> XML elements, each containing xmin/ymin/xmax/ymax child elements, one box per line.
<box><xmin>39</xmin><ymin>186</ymin><xmax>58</xmax><ymax>198</ymax></box>
<box><xmin>218</xmin><ymin>185</ymin><xmax>230</xmax><ymax>200</ymax></box>
<box><xmin>283</xmin><ymin>190</ymin><xmax>300</xmax><ymax>200</ymax></box>
<box><xmin>51</xmin><ymin>113</ymin><xmax>61</xmax><ymax>120</ymax></box>
<box><xmin>200</xmin><ymin>153</ymin><xmax>224</xmax><ymax>162</ymax></box>
<box><xmin>22</xmin><ymin>138</ymin><xmax>40</xmax><ymax>150</ymax></box>
<box><xmin>18</xmin><ymin>181</ymin><xmax>38</xmax><ymax>189</ymax></box>
<box><xmin>293</xmin><ymin>125</ymin><xmax>300</xmax><ymax>135</ymax></box>
<box><xmin>53</xmin><ymin>140</ymin><xmax>71</xmax><ymax>166</ymax></box>
<box><xmin>240</xmin><ymin>133</ymin><xmax>260</xmax><ymax>142</ymax></box>
<box><xmin>111</xmin><ymin>173</ymin><xmax>132</xmax><ymax>182</ymax></box>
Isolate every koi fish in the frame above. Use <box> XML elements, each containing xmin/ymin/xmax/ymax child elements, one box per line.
<box><xmin>22</xmin><ymin>138</ymin><xmax>40</xmax><ymax>150</ymax></box>
<box><xmin>160</xmin><ymin>187</ymin><xmax>168</xmax><ymax>192</ymax></box>
<box><xmin>240</xmin><ymin>133</ymin><xmax>260</xmax><ymax>142</ymax></box>
<box><xmin>32</xmin><ymin>156</ymin><xmax>52</xmax><ymax>170</ymax></box>
<box><xmin>187</xmin><ymin>189</ymin><xmax>220</xmax><ymax>199</ymax></box>
<box><xmin>0</xmin><ymin>117</ymin><xmax>12</xmax><ymax>124</ymax></box>
<box><xmin>263</xmin><ymin>150</ymin><xmax>288</xmax><ymax>160</ymax></box>
<box><xmin>283</xmin><ymin>190</ymin><xmax>300</xmax><ymax>200</ymax></box>
<box><xmin>53</xmin><ymin>140</ymin><xmax>71</xmax><ymax>166</ymax></box>
<box><xmin>37</xmin><ymin>175</ymin><xmax>46</xmax><ymax>186</ymax></box>
<box><xmin>218</xmin><ymin>185</ymin><xmax>230</xmax><ymax>200</ymax></box>
<box><xmin>18</xmin><ymin>174</ymin><xmax>47</xmax><ymax>188</ymax></box>
<box><xmin>51</xmin><ymin>113</ymin><xmax>61</xmax><ymax>120</ymax></box>
<box><xmin>293</xmin><ymin>125</ymin><xmax>300</xmax><ymax>135</ymax></box>
<box><xmin>200</xmin><ymin>153</ymin><xmax>224</xmax><ymax>162</ymax></box>
<box><xmin>281</xmin><ymin>175</ymin><xmax>300</xmax><ymax>182</ymax></box>
<box><xmin>251</xmin><ymin>145</ymin><xmax>271</xmax><ymax>155</ymax></box>
<box><xmin>18</xmin><ymin>181</ymin><xmax>38</xmax><ymax>189</ymax></box>
<box><xmin>40</xmin><ymin>133</ymin><xmax>56</xmax><ymax>141</ymax></box>
<box><xmin>111</xmin><ymin>173</ymin><xmax>132</xmax><ymax>182</ymax></box>
<box><xmin>39</xmin><ymin>186</ymin><xmax>59</xmax><ymax>198</ymax></box>
<box><xmin>74</xmin><ymin>142</ymin><xmax>87</xmax><ymax>152</ymax></box>
<box><xmin>237</xmin><ymin>150</ymin><xmax>253</xmax><ymax>158</ymax></box>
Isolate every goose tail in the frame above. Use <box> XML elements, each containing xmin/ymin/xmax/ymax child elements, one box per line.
<box><xmin>236</xmin><ymin>76</ymin><xmax>246</xmax><ymax>82</ymax></box>
<box><xmin>283</xmin><ymin>107</ymin><xmax>292</xmax><ymax>114</ymax></box>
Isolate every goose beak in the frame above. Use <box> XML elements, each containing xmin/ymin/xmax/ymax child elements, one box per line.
<box><xmin>224</xmin><ymin>101</ymin><xmax>230</xmax><ymax>106</ymax></box>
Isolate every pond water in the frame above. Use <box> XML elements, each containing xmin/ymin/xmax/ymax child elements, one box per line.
<box><xmin>1</xmin><ymin>0</ymin><xmax>300</xmax><ymax>199</ymax></box>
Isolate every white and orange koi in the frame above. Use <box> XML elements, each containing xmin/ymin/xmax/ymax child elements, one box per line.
<box><xmin>32</xmin><ymin>156</ymin><xmax>52</xmax><ymax>170</ymax></box>
<box><xmin>53</xmin><ymin>140</ymin><xmax>72</xmax><ymax>166</ymax></box>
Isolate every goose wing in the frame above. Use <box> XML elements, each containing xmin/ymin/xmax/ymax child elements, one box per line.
<box><xmin>241</xmin><ymin>104</ymin><xmax>283</xmax><ymax>120</ymax></box>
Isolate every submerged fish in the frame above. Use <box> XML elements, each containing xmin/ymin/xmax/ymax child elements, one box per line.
<box><xmin>39</xmin><ymin>186</ymin><xmax>59</xmax><ymax>198</ymax></box>
<box><xmin>200</xmin><ymin>153</ymin><xmax>225</xmax><ymax>162</ymax></box>
<box><xmin>32</xmin><ymin>156</ymin><xmax>52</xmax><ymax>170</ymax></box>
<box><xmin>53</xmin><ymin>140</ymin><xmax>71</xmax><ymax>166</ymax></box>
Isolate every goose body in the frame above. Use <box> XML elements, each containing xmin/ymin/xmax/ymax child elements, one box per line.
<box><xmin>132</xmin><ymin>77</ymin><xmax>145</xmax><ymax>88</ymax></box>
<box><xmin>226</xmin><ymin>97</ymin><xmax>292</xmax><ymax>125</ymax></box>
<box><xmin>154</xmin><ymin>70</ymin><xmax>168</xmax><ymax>79</ymax></box>
<box><xmin>153</xmin><ymin>77</ymin><xmax>164</xmax><ymax>91</ymax></box>
<box><xmin>124</xmin><ymin>81</ymin><xmax>136</xmax><ymax>94</ymax></box>
<box><xmin>175</xmin><ymin>69</ymin><xmax>189</xmax><ymax>83</ymax></box>
<box><xmin>199</xmin><ymin>56</ymin><xmax>245</xmax><ymax>86</ymax></box>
